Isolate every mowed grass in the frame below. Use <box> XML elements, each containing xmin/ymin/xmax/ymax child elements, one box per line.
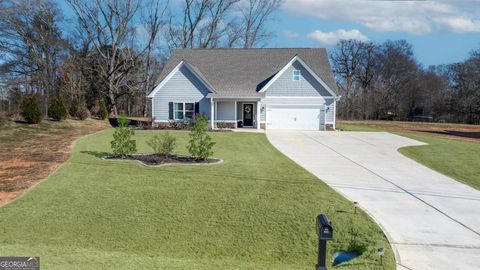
<box><xmin>338</xmin><ymin>122</ymin><xmax>480</xmax><ymax>190</ymax></box>
<box><xmin>0</xmin><ymin>130</ymin><xmax>394</xmax><ymax>269</ymax></box>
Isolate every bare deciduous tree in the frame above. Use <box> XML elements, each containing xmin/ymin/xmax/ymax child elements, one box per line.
<box><xmin>67</xmin><ymin>0</ymin><xmax>141</xmax><ymax>116</ymax></box>
<box><xmin>140</xmin><ymin>0</ymin><xmax>168</xmax><ymax>117</ymax></box>
<box><xmin>165</xmin><ymin>0</ymin><xmax>210</xmax><ymax>49</ymax></box>
<box><xmin>165</xmin><ymin>0</ymin><xmax>281</xmax><ymax>49</ymax></box>
<box><xmin>0</xmin><ymin>0</ymin><xmax>65</xmax><ymax>115</ymax></box>
<box><xmin>239</xmin><ymin>0</ymin><xmax>283</xmax><ymax>48</ymax></box>
<box><xmin>330</xmin><ymin>40</ymin><xmax>364</xmax><ymax>119</ymax></box>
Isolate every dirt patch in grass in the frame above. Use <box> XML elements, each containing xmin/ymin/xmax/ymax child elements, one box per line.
<box><xmin>105</xmin><ymin>153</ymin><xmax>221</xmax><ymax>166</ymax></box>
<box><xmin>338</xmin><ymin>120</ymin><xmax>480</xmax><ymax>142</ymax></box>
<box><xmin>0</xmin><ymin>119</ymin><xmax>109</xmax><ymax>206</ymax></box>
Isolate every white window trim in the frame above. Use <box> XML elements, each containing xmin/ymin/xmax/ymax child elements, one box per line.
<box><xmin>173</xmin><ymin>102</ymin><xmax>195</xmax><ymax>121</ymax></box>
<box><xmin>293</xmin><ymin>69</ymin><xmax>301</xmax><ymax>81</ymax></box>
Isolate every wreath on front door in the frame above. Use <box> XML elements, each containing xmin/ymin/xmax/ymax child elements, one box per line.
<box><xmin>245</xmin><ymin>106</ymin><xmax>251</xmax><ymax>113</ymax></box>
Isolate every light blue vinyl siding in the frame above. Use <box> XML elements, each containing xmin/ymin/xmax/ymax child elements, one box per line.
<box><xmin>217</xmin><ymin>101</ymin><xmax>236</xmax><ymax>121</ymax></box>
<box><xmin>266</xmin><ymin>60</ymin><xmax>333</xmax><ymax>97</ymax></box>
<box><xmin>260</xmin><ymin>103</ymin><xmax>266</xmax><ymax>121</ymax></box>
<box><xmin>325</xmin><ymin>99</ymin><xmax>335</xmax><ymax>123</ymax></box>
<box><xmin>152</xmin><ymin>65</ymin><xmax>211</xmax><ymax>121</ymax></box>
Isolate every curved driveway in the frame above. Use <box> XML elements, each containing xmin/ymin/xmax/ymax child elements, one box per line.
<box><xmin>267</xmin><ymin>131</ymin><xmax>480</xmax><ymax>270</ymax></box>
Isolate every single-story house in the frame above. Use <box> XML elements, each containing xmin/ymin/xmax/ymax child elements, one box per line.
<box><xmin>148</xmin><ymin>48</ymin><xmax>340</xmax><ymax>130</ymax></box>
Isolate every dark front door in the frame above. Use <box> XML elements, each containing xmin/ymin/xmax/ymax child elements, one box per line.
<box><xmin>243</xmin><ymin>104</ymin><xmax>253</xmax><ymax>127</ymax></box>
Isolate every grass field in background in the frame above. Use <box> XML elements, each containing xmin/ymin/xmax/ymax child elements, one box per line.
<box><xmin>337</xmin><ymin>121</ymin><xmax>480</xmax><ymax>190</ymax></box>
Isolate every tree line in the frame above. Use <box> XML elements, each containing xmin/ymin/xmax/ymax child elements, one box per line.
<box><xmin>0</xmin><ymin>0</ymin><xmax>282</xmax><ymax>122</ymax></box>
<box><xmin>1</xmin><ymin>0</ymin><xmax>479</xmax><ymax>125</ymax></box>
<box><xmin>331</xmin><ymin>40</ymin><xmax>480</xmax><ymax>124</ymax></box>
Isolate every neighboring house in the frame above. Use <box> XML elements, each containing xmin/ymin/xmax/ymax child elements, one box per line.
<box><xmin>148</xmin><ymin>48</ymin><xmax>340</xmax><ymax>130</ymax></box>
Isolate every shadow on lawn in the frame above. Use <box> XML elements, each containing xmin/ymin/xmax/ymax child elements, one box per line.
<box><xmin>80</xmin><ymin>150</ymin><xmax>111</xmax><ymax>159</ymax></box>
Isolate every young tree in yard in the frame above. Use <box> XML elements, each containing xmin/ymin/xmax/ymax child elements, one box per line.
<box><xmin>98</xmin><ymin>100</ymin><xmax>108</xmax><ymax>120</ymax></box>
<box><xmin>111</xmin><ymin>114</ymin><xmax>137</xmax><ymax>157</ymax></box>
<box><xmin>69</xmin><ymin>97</ymin><xmax>79</xmax><ymax>117</ymax></box>
<box><xmin>187</xmin><ymin>115</ymin><xmax>215</xmax><ymax>160</ymax></box>
<box><xmin>20</xmin><ymin>94</ymin><xmax>42</xmax><ymax>124</ymax></box>
<box><xmin>48</xmin><ymin>93</ymin><xmax>68</xmax><ymax>120</ymax></box>
<box><xmin>147</xmin><ymin>132</ymin><xmax>176</xmax><ymax>155</ymax></box>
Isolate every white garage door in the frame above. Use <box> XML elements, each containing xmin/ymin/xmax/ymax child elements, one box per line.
<box><xmin>266</xmin><ymin>105</ymin><xmax>325</xmax><ymax>130</ymax></box>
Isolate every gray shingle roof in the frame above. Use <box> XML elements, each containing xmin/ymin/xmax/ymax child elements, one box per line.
<box><xmin>156</xmin><ymin>48</ymin><xmax>338</xmax><ymax>97</ymax></box>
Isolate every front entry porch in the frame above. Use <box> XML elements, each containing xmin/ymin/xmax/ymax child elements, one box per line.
<box><xmin>209</xmin><ymin>99</ymin><xmax>263</xmax><ymax>130</ymax></box>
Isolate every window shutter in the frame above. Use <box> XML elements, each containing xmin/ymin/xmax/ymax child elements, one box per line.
<box><xmin>168</xmin><ymin>102</ymin><xmax>173</xmax><ymax>120</ymax></box>
<box><xmin>195</xmin><ymin>102</ymin><xmax>199</xmax><ymax>114</ymax></box>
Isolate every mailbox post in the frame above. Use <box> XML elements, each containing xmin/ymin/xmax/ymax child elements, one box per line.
<box><xmin>316</xmin><ymin>214</ymin><xmax>333</xmax><ymax>270</ymax></box>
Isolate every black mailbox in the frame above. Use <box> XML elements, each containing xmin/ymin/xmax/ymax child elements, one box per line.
<box><xmin>316</xmin><ymin>214</ymin><xmax>333</xmax><ymax>240</ymax></box>
<box><xmin>315</xmin><ymin>214</ymin><xmax>333</xmax><ymax>270</ymax></box>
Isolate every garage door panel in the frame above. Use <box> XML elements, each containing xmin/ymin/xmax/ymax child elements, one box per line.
<box><xmin>266</xmin><ymin>105</ymin><xmax>325</xmax><ymax>130</ymax></box>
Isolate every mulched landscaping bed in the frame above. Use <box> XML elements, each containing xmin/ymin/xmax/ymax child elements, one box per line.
<box><xmin>105</xmin><ymin>154</ymin><xmax>221</xmax><ymax>166</ymax></box>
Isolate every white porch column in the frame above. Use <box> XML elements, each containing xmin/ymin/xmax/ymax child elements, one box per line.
<box><xmin>234</xmin><ymin>101</ymin><xmax>237</xmax><ymax>128</ymax></box>
<box><xmin>256</xmin><ymin>101</ymin><xmax>261</xmax><ymax>130</ymax></box>
<box><xmin>333</xmin><ymin>100</ymin><xmax>337</xmax><ymax>130</ymax></box>
<box><xmin>210</xmin><ymin>98</ymin><xmax>214</xmax><ymax>129</ymax></box>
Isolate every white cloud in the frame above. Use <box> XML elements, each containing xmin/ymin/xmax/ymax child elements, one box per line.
<box><xmin>308</xmin><ymin>29</ymin><xmax>368</xmax><ymax>46</ymax></box>
<box><xmin>282</xmin><ymin>0</ymin><xmax>480</xmax><ymax>35</ymax></box>
<box><xmin>435</xmin><ymin>17</ymin><xmax>480</xmax><ymax>33</ymax></box>
<box><xmin>283</xmin><ymin>30</ymin><xmax>300</xmax><ymax>39</ymax></box>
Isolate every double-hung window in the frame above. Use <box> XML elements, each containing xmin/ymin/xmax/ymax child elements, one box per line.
<box><xmin>173</xmin><ymin>102</ymin><xmax>195</xmax><ymax>120</ymax></box>
<box><xmin>184</xmin><ymin>103</ymin><xmax>194</xmax><ymax>120</ymax></box>
<box><xmin>293</xmin><ymin>69</ymin><xmax>301</xmax><ymax>81</ymax></box>
<box><xmin>174</xmin><ymin>103</ymin><xmax>184</xmax><ymax>120</ymax></box>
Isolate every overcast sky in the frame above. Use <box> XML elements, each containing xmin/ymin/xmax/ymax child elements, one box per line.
<box><xmin>270</xmin><ymin>0</ymin><xmax>480</xmax><ymax>66</ymax></box>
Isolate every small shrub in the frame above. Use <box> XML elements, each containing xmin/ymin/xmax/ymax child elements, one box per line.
<box><xmin>147</xmin><ymin>132</ymin><xmax>176</xmax><ymax>155</ymax></box>
<box><xmin>168</xmin><ymin>119</ymin><xmax>178</xmax><ymax>129</ymax></box>
<box><xmin>77</xmin><ymin>103</ymin><xmax>90</xmax><ymax>120</ymax></box>
<box><xmin>187</xmin><ymin>115</ymin><xmax>215</xmax><ymax>160</ymax></box>
<box><xmin>181</xmin><ymin>119</ymin><xmax>194</xmax><ymax>130</ymax></box>
<box><xmin>69</xmin><ymin>97</ymin><xmax>79</xmax><ymax>117</ymax></box>
<box><xmin>98</xmin><ymin>100</ymin><xmax>108</xmax><ymax>120</ymax></box>
<box><xmin>20</xmin><ymin>94</ymin><xmax>42</xmax><ymax>124</ymax></box>
<box><xmin>216</xmin><ymin>121</ymin><xmax>228</xmax><ymax>129</ymax></box>
<box><xmin>111</xmin><ymin>114</ymin><xmax>137</xmax><ymax>157</ymax></box>
<box><xmin>48</xmin><ymin>94</ymin><xmax>68</xmax><ymax>121</ymax></box>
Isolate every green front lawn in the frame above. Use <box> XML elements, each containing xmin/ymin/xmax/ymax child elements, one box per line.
<box><xmin>337</xmin><ymin>122</ymin><xmax>480</xmax><ymax>190</ymax></box>
<box><xmin>0</xmin><ymin>130</ymin><xmax>394</xmax><ymax>269</ymax></box>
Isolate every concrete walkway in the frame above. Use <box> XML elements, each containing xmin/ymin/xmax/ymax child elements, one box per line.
<box><xmin>267</xmin><ymin>131</ymin><xmax>480</xmax><ymax>270</ymax></box>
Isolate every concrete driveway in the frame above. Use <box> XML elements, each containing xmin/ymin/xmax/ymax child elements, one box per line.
<box><xmin>267</xmin><ymin>131</ymin><xmax>480</xmax><ymax>270</ymax></box>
